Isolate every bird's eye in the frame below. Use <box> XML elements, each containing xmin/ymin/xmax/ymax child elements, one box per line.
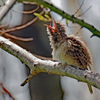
<box><xmin>57</xmin><ymin>27</ymin><xmax>60</xmax><ymax>29</ymax></box>
<box><xmin>54</xmin><ymin>37</ymin><xmax>57</xmax><ymax>42</ymax></box>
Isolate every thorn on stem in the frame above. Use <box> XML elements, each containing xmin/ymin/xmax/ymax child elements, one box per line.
<box><xmin>90</xmin><ymin>35</ymin><xmax>94</xmax><ymax>38</ymax></box>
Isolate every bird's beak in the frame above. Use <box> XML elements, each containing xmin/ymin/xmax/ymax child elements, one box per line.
<box><xmin>44</xmin><ymin>19</ymin><xmax>57</xmax><ymax>33</ymax></box>
<box><xmin>53</xmin><ymin>19</ymin><xmax>57</xmax><ymax>29</ymax></box>
<box><xmin>44</xmin><ymin>24</ymin><xmax>51</xmax><ymax>29</ymax></box>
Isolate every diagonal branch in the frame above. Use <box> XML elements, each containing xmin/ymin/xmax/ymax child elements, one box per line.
<box><xmin>1</xmin><ymin>0</ymin><xmax>100</xmax><ymax>37</ymax></box>
<box><xmin>0</xmin><ymin>0</ymin><xmax>17</xmax><ymax>21</ymax></box>
<box><xmin>0</xmin><ymin>36</ymin><xmax>100</xmax><ymax>89</ymax></box>
<box><xmin>17</xmin><ymin>0</ymin><xmax>100</xmax><ymax>37</ymax></box>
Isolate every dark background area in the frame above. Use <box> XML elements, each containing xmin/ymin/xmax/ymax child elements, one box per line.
<box><xmin>10</xmin><ymin>3</ymin><xmax>63</xmax><ymax>100</ymax></box>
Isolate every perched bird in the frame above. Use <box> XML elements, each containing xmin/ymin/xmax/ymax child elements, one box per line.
<box><xmin>45</xmin><ymin>20</ymin><xmax>93</xmax><ymax>94</ymax></box>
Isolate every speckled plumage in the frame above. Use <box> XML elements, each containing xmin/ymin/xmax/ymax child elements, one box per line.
<box><xmin>45</xmin><ymin>20</ymin><xmax>93</xmax><ymax>93</ymax></box>
<box><xmin>46</xmin><ymin>22</ymin><xmax>92</xmax><ymax>70</ymax></box>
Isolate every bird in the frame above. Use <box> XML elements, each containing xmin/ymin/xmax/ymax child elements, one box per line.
<box><xmin>44</xmin><ymin>19</ymin><xmax>93</xmax><ymax>94</ymax></box>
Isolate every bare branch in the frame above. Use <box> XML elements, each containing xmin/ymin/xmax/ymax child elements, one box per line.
<box><xmin>0</xmin><ymin>10</ymin><xmax>44</xmax><ymax>33</ymax></box>
<box><xmin>0</xmin><ymin>83</ymin><xmax>15</xmax><ymax>100</ymax></box>
<box><xmin>18</xmin><ymin>0</ymin><xmax>100</xmax><ymax>37</ymax></box>
<box><xmin>0</xmin><ymin>0</ymin><xmax>17</xmax><ymax>21</ymax></box>
<box><xmin>3</xmin><ymin>33</ymin><xmax>33</xmax><ymax>41</ymax></box>
<box><xmin>0</xmin><ymin>36</ymin><xmax>100</xmax><ymax>90</ymax></box>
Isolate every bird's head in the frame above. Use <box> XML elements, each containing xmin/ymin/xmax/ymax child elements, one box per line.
<box><xmin>44</xmin><ymin>19</ymin><xmax>66</xmax><ymax>43</ymax></box>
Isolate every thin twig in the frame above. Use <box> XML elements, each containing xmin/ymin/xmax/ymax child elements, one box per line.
<box><xmin>12</xmin><ymin>2</ymin><xmax>39</xmax><ymax>14</ymax></box>
<box><xmin>18</xmin><ymin>0</ymin><xmax>100</xmax><ymax>37</ymax></box>
<box><xmin>0</xmin><ymin>10</ymin><xmax>44</xmax><ymax>33</ymax></box>
<box><xmin>3</xmin><ymin>33</ymin><xmax>33</xmax><ymax>41</ymax></box>
<box><xmin>73</xmin><ymin>0</ymin><xmax>84</xmax><ymax>16</ymax></box>
<box><xmin>78</xmin><ymin>6</ymin><xmax>92</xmax><ymax>17</ymax></box>
<box><xmin>0</xmin><ymin>83</ymin><xmax>15</xmax><ymax>100</ymax></box>
<box><xmin>0</xmin><ymin>0</ymin><xmax>17</xmax><ymax>21</ymax></box>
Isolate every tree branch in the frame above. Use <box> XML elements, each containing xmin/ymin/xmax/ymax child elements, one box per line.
<box><xmin>17</xmin><ymin>0</ymin><xmax>100</xmax><ymax>37</ymax></box>
<box><xmin>0</xmin><ymin>36</ymin><xmax>100</xmax><ymax>89</ymax></box>
<box><xmin>0</xmin><ymin>0</ymin><xmax>17</xmax><ymax>21</ymax></box>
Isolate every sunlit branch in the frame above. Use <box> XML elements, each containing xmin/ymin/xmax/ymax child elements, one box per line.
<box><xmin>0</xmin><ymin>0</ymin><xmax>17</xmax><ymax>21</ymax></box>
<box><xmin>0</xmin><ymin>36</ymin><xmax>100</xmax><ymax>90</ymax></box>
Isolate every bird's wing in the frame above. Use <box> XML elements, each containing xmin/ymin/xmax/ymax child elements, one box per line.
<box><xmin>66</xmin><ymin>36</ymin><xmax>91</xmax><ymax>69</ymax></box>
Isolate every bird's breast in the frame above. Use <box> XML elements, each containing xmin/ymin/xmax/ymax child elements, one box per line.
<box><xmin>52</xmin><ymin>41</ymin><xmax>85</xmax><ymax>68</ymax></box>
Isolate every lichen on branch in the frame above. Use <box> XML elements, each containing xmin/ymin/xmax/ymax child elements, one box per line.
<box><xmin>0</xmin><ymin>36</ymin><xmax>100</xmax><ymax>90</ymax></box>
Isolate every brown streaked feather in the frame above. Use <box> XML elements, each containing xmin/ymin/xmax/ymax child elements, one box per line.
<box><xmin>66</xmin><ymin>36</ymin><xmax>91</xmax><ymax>69</ymax></box>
